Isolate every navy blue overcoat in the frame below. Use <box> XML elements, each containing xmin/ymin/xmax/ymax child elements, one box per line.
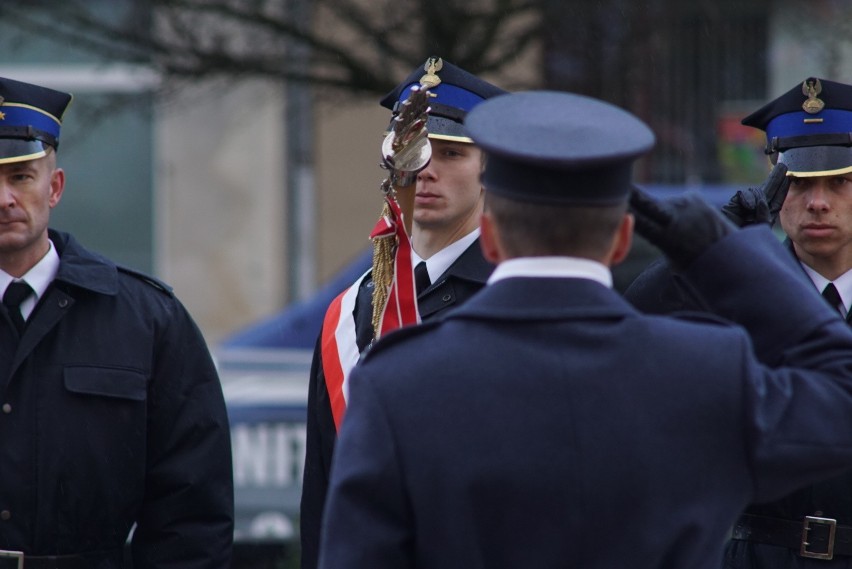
<box><xmin>320</xmin><ymin>227</ymin><xmax>852</xmax><ymax>569</ymax></box>
<box><xmin>0</xmin><ymin>230</ymin><xmax>233</xmax><ymax>568</ymax></box>
<box><xmin>300</xmin><ymin>240</ymin><xmax>493</xmax><ymax>569</ymax></box>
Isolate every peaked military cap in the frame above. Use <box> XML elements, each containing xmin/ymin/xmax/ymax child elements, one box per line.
<box><xmin>742</xmin><ymin>77</ymin><xmax>852</xmax><ymax>177</ymax></box>
<box><xmin>0</xmin><ymin>76</ymin><xmax>72</xmax><ymax>165</ymax></box>
<box><xmin>380</xmin><ymin>56</ymin><xmax>507</xmax><ymax>143</ymax></box>
<box><xmin>465</xmin><ymin>91</ymin><xmax>655</xmax><ymax>205</ymax></box>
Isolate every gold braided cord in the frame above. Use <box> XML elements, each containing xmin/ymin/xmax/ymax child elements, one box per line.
<box><xmin>371</xmin><ymin>200</ymin><xmax>397</xmax><ymax>339</ymax></box>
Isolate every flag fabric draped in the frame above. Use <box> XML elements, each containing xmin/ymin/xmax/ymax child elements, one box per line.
<box><xmin>320</xmin><ymin>195</ymin><xmax>420</xmax><ymax>430</ymax></box>
<box><xmin>369</xmin><ymin>196</ymin><xmax>421</xmax><ymax>338</ymax></box>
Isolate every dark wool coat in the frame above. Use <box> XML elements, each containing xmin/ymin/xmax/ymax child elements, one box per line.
<box><xmin>626</xmin><ymin>239</ymin><xmax>852</xmax><ymax>569</ymax></box>
<box><xmin>320</xmin><ymin>227</ymin><xmax>852</xmax><ymax>569</ymax></box>
<box><xmin>299</xmin><ymin>240</ymin><xmax>493</xmax><ymax>569</ymax></box>
<box><xmin>0</xmin><ymin>230</ymin><xmax>233</xmax><ymax>568</ymax></box>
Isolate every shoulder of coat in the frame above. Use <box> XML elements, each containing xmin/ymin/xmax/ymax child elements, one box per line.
<box><xmin>360</xmin><ymin>319</ymin><xmax>443</xmax><ymax>362</ymax></box>
<box><xmin>116</xmin><ymin>265</ymin><xmax>175</xmax><ymax>297</ymax></box>
<box><xmin>669</xmin><ymin>310</ymin><xmax>731</xmax><ymax>327</ymax></box>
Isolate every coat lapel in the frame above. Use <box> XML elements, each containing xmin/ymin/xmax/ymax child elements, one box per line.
<box><xmin>417</xmin><ymin>239</ymin><xmax>494</xmax><ymax>320</ymax></box>
<box><xmin>785</xmin><ymin>239</ymin><xmax>852</xmax><ymax>325</ymax></box>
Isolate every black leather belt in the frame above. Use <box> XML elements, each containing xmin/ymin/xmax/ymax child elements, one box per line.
<box><xmin>732</xmin><ymin>513</ymin><xmax>852</xmax><ymax>560</ymax></box>
<box><xmin>0</xmin><ymin>548</ymin><xmax>121</xmax><ymax>569</ymax></box>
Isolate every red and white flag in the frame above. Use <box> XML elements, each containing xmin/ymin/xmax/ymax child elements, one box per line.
<box><xmin>320</xmin><ymin>195</ymin><xmax>420</xmax><ymax>430</ymax></box>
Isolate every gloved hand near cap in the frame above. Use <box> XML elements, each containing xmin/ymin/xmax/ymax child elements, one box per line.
<box><xmin>720</xmin><ymin>163</ymin><xmax>789</xmax><ymax>227</ymax></box>
<box><xmin>631</xmin><ymin>187</ymin><xmax>738</xmax><ymax>269</ymax></box>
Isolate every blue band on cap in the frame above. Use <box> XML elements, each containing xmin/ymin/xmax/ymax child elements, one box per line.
<box><xmin>400</xmin><ymin>82</ymin><xmax>484</xmax><ymax>115</ymax></box>
<box><xmin>766</xmin><ymin>109</ymin><xmax>852</xmax><ymax>140</ymax></box>
<box><xmin>0</xmin><ymin>104</ymin><xmax>61</xmax><ymax>138</ymax></box>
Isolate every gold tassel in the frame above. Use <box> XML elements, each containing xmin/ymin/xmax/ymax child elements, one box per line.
<box><xmin>371</xmin><ymin>200</ymin><xmax>396</xmax><ymax>339</ymax></box>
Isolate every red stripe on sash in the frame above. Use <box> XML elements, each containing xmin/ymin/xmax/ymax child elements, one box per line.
<box><xmin>321</xmin><ymin>196</ymin><xmax>420</xmax><ymax>432</ymax></box>
<box><xmin>321</xmin><ymin>291</ymin><xmax>348</xmax><ymax>431</ymax></box>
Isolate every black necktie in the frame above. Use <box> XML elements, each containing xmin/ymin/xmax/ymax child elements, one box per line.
<box><xmin>822</xmin><ymin>282</ymin><xmax>844</xmax><ymax>315</ymax></box>
<box><xmin>414</xmin><ymin>261</ymin><xmax>431</xmax><ymax>296</ymax></box>
<box><xmin>3</xmin><ymin>281</ymin><xmax>33</xmax><ymax>334</ymax></box>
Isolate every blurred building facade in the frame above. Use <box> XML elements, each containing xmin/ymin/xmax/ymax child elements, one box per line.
<box><xmin>0</xmin><ymin>0</ymin><xmax>849</xmax><ymax>343</ymax></box>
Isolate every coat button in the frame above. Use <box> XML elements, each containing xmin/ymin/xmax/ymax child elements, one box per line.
<box><xmin>1</xmin><ymin>404</ymin><xmax>10</xmax><ymax>414</ymax></box>
<box><xmin>0</xmin><ymin>511</ymin><xmax>10</xmax><ymax>520</ymax></box>
<box><xmin>59</xmin><ymin>299</ymin><xmax>69</xmax><ymax>308</ymax></box>
<box><xmin>442</xmin><ymin>294</ymin><xmax>452</xmax><ymax>303</ymax></box>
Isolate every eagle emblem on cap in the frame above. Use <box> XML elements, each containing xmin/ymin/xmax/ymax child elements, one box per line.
<box><xmin>802</xmin><ymin>78</ymin><xmax>825</xmax><ymax>114</ymax></box>
<box><xmin>420</xmin><ymin>57</ymin><xmax>443</xmax><ymax>89</ymax></box>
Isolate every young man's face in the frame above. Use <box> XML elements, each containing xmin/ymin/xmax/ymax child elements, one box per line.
<box><xmin>780</xmin><ymin>172</ymin><xmax>852</xmax><ymax>276</ymax></box>
<box><xmin>413</xmin><ymin>139</ymin><xmax>484</xmax><ymax>235</ymax></box>
<box><xmin>0</xmin><ymin>152</ymin><xmax>64</xmax><ymax>274</ymax></box>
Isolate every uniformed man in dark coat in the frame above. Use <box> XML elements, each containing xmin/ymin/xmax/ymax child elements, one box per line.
<box><xmin>318</xmin><ymin>90</ymin><xmax>852</xmax><ymax>569</ymax></box>
<box><xmin>299</xmin><ymin>57</ymin><xmax>505</xmax><ymax>569</ymax></box>
<box><xmin>0</xmin><ymin>77</ymin><xmax>233</xmax><ymax>567</ymax></box>
<box><xmin>626</xmin><ymin>77</ymin><xmax>852</xmax><ymax>567</ymax></box>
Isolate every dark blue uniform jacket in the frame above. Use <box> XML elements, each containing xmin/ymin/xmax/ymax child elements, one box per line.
<box><xmin>299</xmin><ymin>240</ymin><xmax>493</xmax><ymax>569</ymax></box>
<box><xmin>319</xmin><ymin>227</ymin><xmax>852</xmax><ymax>569</ymax></box>
<box><xmin>626</xmin><ymin>239</ymin><xmax>852</xmax><ymax>568</ymax></box>
<box><xmin>0</xmin><ymin>230</ymin><xmax>233</xmax><ymax>569</ymax></box>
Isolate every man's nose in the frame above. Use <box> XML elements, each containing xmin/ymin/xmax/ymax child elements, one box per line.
<box><xmin>0</xmin><ymin>182</ymin><xmax>15</xmax><ymax>208</ymax></box>
<box><xmin>806</xmin><ymin>185</ymin><xmax>831</xmax><ymax>211</ymax></box>
<box><xmin>417</xmin><ymin>160</ymin><xmax>437</xmax><ymax>182</ymax></box>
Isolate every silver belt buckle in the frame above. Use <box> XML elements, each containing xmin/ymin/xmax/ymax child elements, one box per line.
<box><xmin>801</xmin><ymin>515</ymin><xmax>837</xmax><ymax>560</ymax></box>
<box><xmin>0</xmin><ymin>550</ymin><xmax>23</xmax><ymax>569</ymax></box>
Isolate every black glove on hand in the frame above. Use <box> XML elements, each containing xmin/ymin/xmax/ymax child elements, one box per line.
<box><xmin>631</xmin><ymin>187</ymin><xmax>738</xmax><ymax>269</ymax></box>
<box><xmin>720</xmin><ymin>163</ymin><xmax>790</xmax><ymax>227</ymax></box>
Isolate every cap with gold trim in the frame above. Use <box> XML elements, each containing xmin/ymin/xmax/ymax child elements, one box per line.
<box><xmin>465</xmin><ymin>91</ymin><xmax>655</xmax><ymax>205</ymax></box>
<box><xmin>380</xmin><ymin>56</ymin><xmax>506</xmax><ymax>143</ymax></box>
<box><xmin>742</xmin><ymin>77</ymin><xmax>852</xmax><ymax>177</ymax></box>
<box><xmin>0</xmin><ymin>76</ymin><xmax>73</xmax><ymax>165</ymax></box>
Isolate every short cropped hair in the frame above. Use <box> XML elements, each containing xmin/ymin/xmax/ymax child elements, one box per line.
<box><xmin>485</xmin><ymin>192</ymin><xmax>627</xmax><ymax>259</ymax></box>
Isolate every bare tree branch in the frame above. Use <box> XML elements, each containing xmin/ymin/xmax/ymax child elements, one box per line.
<box><xmin>0</xmin><ymin>0</ymin><xmax>542</xmax><ymax>97</ymax></box>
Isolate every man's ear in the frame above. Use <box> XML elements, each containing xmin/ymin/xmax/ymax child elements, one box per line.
<box><xmin>49</xmin><ymin>167</ymin><xmax>65</xmax><ymax>208</ymax></box>
<box><xmin>609</xmin><ymin>213</ymin><xmax>634</xmax><ymax>266</ymax></box>
<box><xmin>479</xmin><ymin>211</ymin><xmax>504</xmax><ymax>264</ymax></box>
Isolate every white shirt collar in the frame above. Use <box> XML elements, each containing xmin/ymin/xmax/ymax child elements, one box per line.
<box><xmin>488</xmin><ymin>256</ymin><xmax>613</xmax><ymax>288</ymax></box>
<box><xmin>801</xmin><ymin>262</ymin><xmax>852</xmax><ymax>317</ymax></box>
<box><xmin>0</xmin><ymin>239</ymin><xmax>61</xmax><ymax>319</ymax></box>
<box><xmin>411</xmin><ymin>228</ymin><xmax>480</xmax><ymax>284</ymax></box>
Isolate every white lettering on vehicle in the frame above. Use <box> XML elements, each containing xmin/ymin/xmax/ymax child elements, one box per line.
<box><xmin>231</xmin><ymin>422</ymin><xmax>307</xmax><ymax>487</ymax></box>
